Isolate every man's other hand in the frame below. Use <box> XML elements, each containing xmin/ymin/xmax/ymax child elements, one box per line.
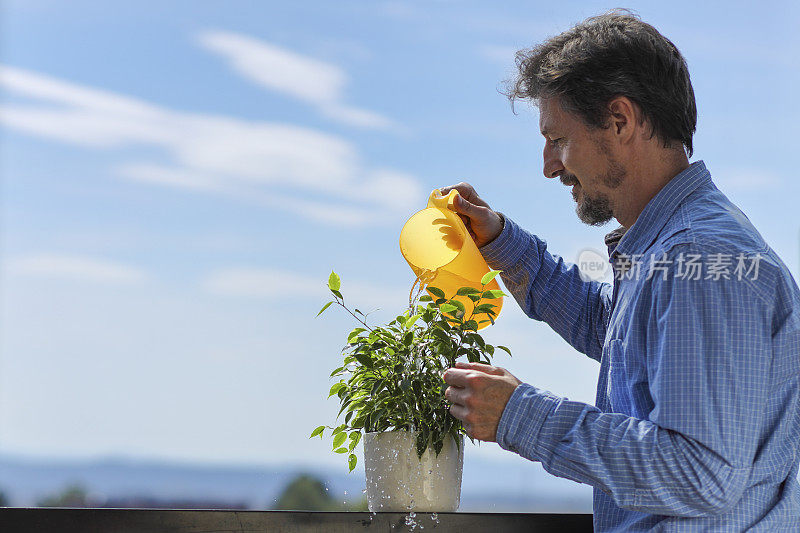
<box><xmin>443</xmin><ymin>361</ymin><xmax>521</xmax><ymax>442</ymax></box>
<box><xmin>439</xmin><ymin>183</ymin><xmax>503</xmax><ymax>247</ymax></box>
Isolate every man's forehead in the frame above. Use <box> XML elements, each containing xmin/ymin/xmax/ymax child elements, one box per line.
<box><xmin>539</xmin><ymin>97</ymin><xmax>578</xmax><ymax>135</ymax></box>
<box><xmin>538</xmin><ymin>98</ymin><xmax>560</xmax><ymax>135</ymax></box>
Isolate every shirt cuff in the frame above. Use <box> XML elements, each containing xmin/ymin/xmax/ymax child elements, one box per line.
<box><xmin>479</xmin><ymin>215</ymin><xmax>530</xmax><ymax>272</ymax></box>
<box><xmin>496</xmin><ymin>383</ymin><xmax>561</xmax><ymax>460</ymax></box>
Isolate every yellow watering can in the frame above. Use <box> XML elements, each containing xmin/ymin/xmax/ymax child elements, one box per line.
<box><xmin>399</xmin><ymin>189</ymin><xmax>503</xmax><ymax>329</ymax></box>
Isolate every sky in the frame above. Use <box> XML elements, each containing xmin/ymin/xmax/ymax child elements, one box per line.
<box><xmin>1</xmin><ymin>0</ymin><xmax>799</xmax><ymax>487</ymax></box>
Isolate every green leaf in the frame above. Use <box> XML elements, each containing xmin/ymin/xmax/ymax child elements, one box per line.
<box><xmin>463</xmin><ymin>320</ymin><xmax>479</xmax><ymax>331</ymax></box>
<box><xmin>467</xmin><ymin>333</ymin><xmax>485</xmax><ymax>350</ymax></box>
<box><xmin>439</xmin><ymin>303</ymin><xmax>457</xmax><ymax>314</ymax></box>
<box><xmin>309</xmin><ymin>425</ymin><xmax>325</xmax><ymax>439</ymax></box>
<box><xmin>481</xmin><ymin>289</ymin><xmax>506</xmax><ymax>299</ymax></box>
<box><xmin>348</xmin><ymin>453</ymin><xmax>357</xmax><ymax>472</ymax></box>
<box><xmin>334</xmin><ymin>447</ymin><xmax>349</xmax><ymax>454</ymax></box>
<box><xmin>333</xmin><ymin>432</ymin><xmax>348</xmax><ymax>449</ymax></box>
<box><xmin>432</xmin><ymin>328</ymin><xmax>450</xmax><ymax>342</ymax></box>
<box><xmin>354</xmin><ymin>352</ymin><xmax>374</xmax><ymax>368</ymax></box>
<box><xmin>428</xmin><ymin>286</ymin><xmax>445</xmax><ymax>299</ymax></box>
<box><xmin>418</xmin><ymin>295</ymin><xmax>432</xmax><ymax>302</ymax></box>
<box><xmin>405</xmin><ymin>314</ymin><xmax>421</xmax><ymax>329</ymax></box>
<box><xmin>316</xmin><ymin>301</ymin><xmax>334</xmax><ymax>317</ymax></box>
<box><xmin>433</xmin><ymin>436</ymin><xmax>444</xmax><ymax>455</ymax></box>
<box><xmin>328</xmin><ymin>271</ymin><xmax>341</xmax><ymax>291</ymax></box>
<box><xmin>416</xmin><ymin>430</ymin><xmax>428</xmax><ymax>458</ymax></box>
<box><xmin>402</xmin><ymin>331</ymin><xmax>414</xmax><ymax>346</ymax></box>
<box><xmin>370</xmin><ymin>379</ymin><xmax>385</xmax><ymax>394</ymax></box>
<box><xmin>331</xmin><ymin>289</ymin><xmax>343</xmax><ymax>300</ymax></box>
<box><xmin>447</xmin><ymin>299</ymin><xmax>465</xmax><ymax>312</ymax></box>
<box><xmin>480</xmin><ymin>270</ymin><xmax>501</xmax><ymax>285</ymax></box>
<box><xmin>474</xmin><ymin>303</ymin><xmax>498</xmax><ymax>314</ymax></box>
<box><xmin>496</xmin><ymin>345</ymin><xmax>513</xmax><ymax>357</ymax></box>
<box><xmin>456</xmin><ymin>287</ymin><xmax>480</xmax><ymax>296</ymax></box>
<box><xmin>347</xmin><ymin>328</ymin><xmax>367</xmax><ymax>343</ymax></box>
<box><xmin>328</xmin><ymin>382</ymin><xmax>345</xmax><ymax>398</ymax></box>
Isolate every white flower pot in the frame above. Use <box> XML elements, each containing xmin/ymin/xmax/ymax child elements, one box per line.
<box><xmin>363</xmin><ymin>430</ymin><xmax>464</xmax><ymax>512</ymax></box>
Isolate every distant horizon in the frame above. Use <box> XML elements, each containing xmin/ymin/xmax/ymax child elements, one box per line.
<box><xmin>0</xmin><ymin>450</ymin><xmax>593</xmax><ymax>512</ymax></box>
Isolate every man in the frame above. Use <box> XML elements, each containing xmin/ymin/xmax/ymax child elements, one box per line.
<box><xmin>441</xmin><ymin>11</ymin><xmax>800</xmax><ymax>531</ymax></box>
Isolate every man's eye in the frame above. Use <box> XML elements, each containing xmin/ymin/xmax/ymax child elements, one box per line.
<box><xmin>551</xmin><ymin>137</ymin><xmax>563</xmax><ymax>146</ymax></box>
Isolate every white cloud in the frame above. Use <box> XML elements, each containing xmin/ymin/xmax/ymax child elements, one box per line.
<box><xmin>321</xmin><ymin>104</ymin><xmax>394</xmax><ymax>130</ymax></box>
<box><xmin>202</xmin><ymin>268</ymin><xmax>327</xmax><ymax>299</ymax></box>
<box><xmin>0</xmin><ymin>66</ymin><xmax>423</xmax><ymax>226</ymax></box>
<box><xmin>6</xmin><ymin>253</ymin><xmax>147</xmax><ymax>285</ymax></box>
<box><xmin>202</xmin><ymin>267</ymin><xmax>408</xmax><ymax>311</ymax></box>
<box><xmin>197</xmin><ymin>30</ymin><xmax>394</xmax><ymax>131</ymax></box>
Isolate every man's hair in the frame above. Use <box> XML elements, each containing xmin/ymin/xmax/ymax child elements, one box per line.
<box><xmin>507</xmin><ymin>10</ymin><xmax>697</xmax><ymax>156</ymax></box>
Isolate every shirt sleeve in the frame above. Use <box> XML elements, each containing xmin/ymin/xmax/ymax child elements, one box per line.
<box><xmin>479</xmin><ymin>215</ymin><xmax>612</xmax><ymax>362</ymax></box>
<box><xmin>495</xmin><ymin>244</ymin><xmax>771</xmax><ymax>517</ymax></box>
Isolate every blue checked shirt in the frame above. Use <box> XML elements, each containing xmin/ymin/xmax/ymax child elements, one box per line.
<box><xmin>480</xmin><ymin>161</ymin><xmax>800</xmax><ymax>531</ymax></box>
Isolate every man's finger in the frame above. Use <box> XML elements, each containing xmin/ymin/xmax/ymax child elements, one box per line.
<box><xmin>439</xmin><ymin>183</ymin><xmax>490</xmax><ymax>209</ymax></box>
<box><xmin>448</xmin><ymin>402</ymin><xmax>468</xmax><ymax>422</ymax></box>
<box><xmin>444</xmin><ymin>385</ymin><xmax>466</xmax><ymax>406</ymax></box>
<box><xmin>454</xmin><ymin>361</ymin><xmax>504</xmax><ymax>375</ymax></box>
<box><xmin>451</xmin><ymin>195</ymin><xmax>480</xmax><ymax>217</ymax></box>
<box><xmin>442</xmin><ymin>368</ymin><xmax>471</xmax><ymax>387</ymax></box>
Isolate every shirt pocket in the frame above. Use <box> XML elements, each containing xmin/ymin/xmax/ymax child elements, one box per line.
<box><xmin>606</xmin><ymin>338</ymin><xmax>634</xmax><ymax>414</ymax></box>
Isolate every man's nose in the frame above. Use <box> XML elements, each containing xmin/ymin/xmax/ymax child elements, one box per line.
<box><xmin>542</xmin><ymin>144</ymin><xmax>564</xmax><ymax>179</ymax></box>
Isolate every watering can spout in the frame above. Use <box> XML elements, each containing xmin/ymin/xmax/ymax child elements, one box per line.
<box><xmin>399</xmin><ymin>189</ymin><xmax>503</xmax><ymax>329</ymax></box>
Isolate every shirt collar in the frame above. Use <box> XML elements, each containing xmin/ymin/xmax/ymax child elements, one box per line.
<box><xmin>610</xmin><ymin>160</ymin><xmax>711</xmax><ymax>260</ymax></box>
<box><xmin>604</xmin><ymin>225</ymin><xmax>627</xmax><ymax>257</ymax></box>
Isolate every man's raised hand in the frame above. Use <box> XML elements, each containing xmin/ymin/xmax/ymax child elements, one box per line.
<box><xmin>439</xmin><ymin>183</ymin><xmax>504</xmax><ymax>248</ymax></box>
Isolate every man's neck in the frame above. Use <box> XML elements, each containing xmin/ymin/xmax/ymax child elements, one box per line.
<box><xmin>614</xmin><ymin>153</ymin><xmax>690</xmax><ymax>228</ymax></box>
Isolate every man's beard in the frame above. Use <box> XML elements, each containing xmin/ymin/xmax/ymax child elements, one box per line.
<box><xmin>560</xmin><ymin>159</ymin><xmax>626</xmax><ymax>226</ymax></box>
<box><xmin>575</xmin><ymin>187</ymin><xmax>613</xmax><ymax>226</ymax></box>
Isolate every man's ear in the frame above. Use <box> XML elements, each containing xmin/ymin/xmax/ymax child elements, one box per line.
<box><xmin>607</xmin><ymin>96</ymin><xmax>639</xmax><ymax>144</ymax></box>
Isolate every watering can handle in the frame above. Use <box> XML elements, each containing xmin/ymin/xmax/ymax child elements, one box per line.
<box><xmin>427</xmin><ymin>189</ymin><xmax>460</xmax><ymax>211</ymax></box>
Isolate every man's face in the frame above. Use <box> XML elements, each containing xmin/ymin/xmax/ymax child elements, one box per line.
<box><xmin>539</xmin><ymin>97</ymin><xmax>626</xmax><ymax>226</ymax></box>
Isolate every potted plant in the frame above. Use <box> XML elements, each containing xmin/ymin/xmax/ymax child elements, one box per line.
<box><xmin>310</xmin><ymin>270</ymin><xmax>511</xmax><ymax>512</ymax></box>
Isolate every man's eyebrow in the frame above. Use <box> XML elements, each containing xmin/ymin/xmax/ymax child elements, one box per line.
<box><xmin>540</xmin><ymin>126</ymin><xmax>552</xmax><ymax>137</ymax></box>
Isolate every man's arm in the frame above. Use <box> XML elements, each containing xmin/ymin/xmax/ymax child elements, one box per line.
<box><xmin>480</xmin><ymin>215</ymin><xmax>612</xmax><ymax>362</ymax></box>
<box><xmin>495</xmin><ymin>248</ymin><xmax>771</xmax><ymax>516</ymax></box>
